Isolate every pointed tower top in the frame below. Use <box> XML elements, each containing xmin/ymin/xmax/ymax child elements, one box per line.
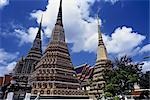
<box><xmin>56</xmin><ymin>0</ymin><xmax>63</xmax><ymax>26</ymax></box>
<box><xmin>96</xmin><ymin>11</ymin><xmax>108</xmax><ymax>61</ymax></box>
<box><xmin>35</xmin><ymin>15</ymin><xmax>43</xmax><ymax>39</ymax></box>
<box><xmin>97</xmin><ymin>10</ymin><xmax>103</xmax><ymax>46</ymax></box>
<box><xmin>30</xmin><ymin>14</ymin><xmax>43</xmax><ymax>51</ymax></box>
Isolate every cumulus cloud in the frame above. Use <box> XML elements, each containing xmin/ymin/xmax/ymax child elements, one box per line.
<box><xmin>0</xmin><ymin>0</ymin><xmax>9</xmax><ymax>9</ymax></box>
<box><xmin>14</xmin><ymin>0</ymin><xmax>145</xmax><ymax>55</ymax></box>
<box><xmin>0</xmin><ymin>48</ymin><xmax>18</xmax><ymax>76</ymax></box>
<box><xmin>139</xmin><ymin>44</ymin><xmax>150</xmax><ymax>53</ymax></box>
<box><xmin>13</xmin><ymin>0</ymin><xmax>146</xmax><ymax>58</ymax></box>
<box><xmin>13</xmin><ymin>0</ymin><xmax>100</xmax><ymax>51</ymax></box>
<box><xmin>14</xmin><ymin>27</ymin><xmax>44</xmax><ymax>46</ymax></box>
<box><xmin>30</xmin><ymin>0</ymin><xmax>101</xmax><ymax>53</ymax></box>
<box><xmin>105</xmin><ymin>26</ymin><xmax>146</xmax><ymax>57</ymax></box>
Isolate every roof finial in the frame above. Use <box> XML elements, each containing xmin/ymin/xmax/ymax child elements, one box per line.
<box><xmin>36</xmin><ymin>14</ymin><xmax>43</xmax><ymax>39</ymax></box>
<box><xmin>39</xmin><ymin>14</ymin><xmax>43</xmax><ymax>28</ymax></box>
<box><xmin>97</xmin><ymin>8</ymin><xmax>101</xmax><ymax>27</ymax></box>
<box><xmin>56</xmin><ymin>0</ymin><xmax>63</xmax><ymax>26</ymax></box>
<box><xmin>96</xmin><ymin>8</ymin><xmax>103</xmax><ymax>45</ymax></box>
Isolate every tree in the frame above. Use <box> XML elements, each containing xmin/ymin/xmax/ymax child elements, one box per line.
<box><xmin>139</xmin><ymin>71</ymin><xmax>150</xmax><ymax>89</ymax></box>
<box><xmin>104</xmin><ymin>55</ymin><xmax>143</xmax><ymax>97</ymax></box>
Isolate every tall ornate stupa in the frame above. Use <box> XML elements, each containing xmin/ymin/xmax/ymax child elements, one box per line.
<box><xmin>12</xmin><ymin>16</ymin><xmax>43</xmax><ymax>84</ymax></box>
<box><xmin>89</xmin><ymin>14</ymin><xmax>111</xmax><ymax>97</ymax></box>
<box><xmin>29</xmin><ymin>0</ymin><xmax>85</xmax><ymax>97</ymax></box>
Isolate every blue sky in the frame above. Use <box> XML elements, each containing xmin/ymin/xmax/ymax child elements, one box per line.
<box><xmin>0</xmin><ymin>0</ymin><xmax>149</xmax><ymax>76</ymax></box>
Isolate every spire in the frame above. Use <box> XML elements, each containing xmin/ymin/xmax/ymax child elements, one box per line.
<box><xmin>36</xmin><ymin>15</ymin><xmax>43</xmax><ymax>39</ymax></box>
<box><xmin>96</xmin><ymin>12</ymin><xmax>108</xmax><ymax>61</ymax></box>
<box><xmin>56</xmin><ymin>0</ymin><xmax>63</xmax><ymax>26</ymax></box>
<box><xmin>97</xmin><ymin>12</ymin><xmax>104</xmax><ymax>46</ymax></box>
<box><xmin>50</xmin><ymin>0</ymin><xmax>65</xmax><ymax>42</ymax></box>
<box><xmin>31</xmin><ymin>15</ymin><xmax>43</xmax><ymax>50</ymax></box>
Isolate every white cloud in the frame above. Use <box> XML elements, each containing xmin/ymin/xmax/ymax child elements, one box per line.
<box><xmin>0</xmin><ymin>48</ymin><xmax>19</xmax><ymax>65</ymax></box>
<box><xmin>13</xmin><ymin>0</ymin><xmax>146</xmax><ymax>58</ymax></box>
<box><xmin>29</xmin><ymin>0</ymin><xmax>101</xmax><ymax>53</ymax></box>
<box><xmin>102</xmin><ymin>0</ymin><xmax>120</xmax><ymax>4</ymax></box>
<box><xmin>0</xmin><ymin>0</ymin><xmax>9</xmax><ymax>8</ymax></box>
<box><xmin>12</xmin><ymin>0</ymin><xmax>120</xmax><ymax>50</ymax></box>
<box><xmin>15</xmin><ymin>27</ymin><xmax>38</xmax><ymax>45</ymax></box>
<box><xmin>95</xmin><ymin>0</ymin><xmax>120</xmax><ymax>4</ymax></box>
<box><xmin>6</xmin><ymin>61</ymin><xmax>16</xmax><ymax>72</ymax></box>
<box><xmin>12</xmin><ymin>0</ymin><xmax>100</xmax><ymax>51</ymax></box>
<box><xmin>139</xmin><ymin>44</ymin><xmax>150</xmax><ymax>53</ymax></box>
<box><xmin>0</xmin><ymin>48</ymin><xmax>18</xmax><ymax>76</ymax></box>
<box><xmin>14</xmin><ymin>27</ymin><xmax>44</xmax><ymax>46</ymax></box>
<box><xmin>0</xmin><ymin>61</ymin><xmax>17</xmax><ymax>76</ymax></box>
<box><xmin>22</xmin><ymin>0</ymin><xmax>145</xmax><ymax>57</ymax></box>
<box><xmin>105</xmin><ymin>26</ymin><xmax>146</xmax><ymax>57</ymax></box>
<box><xmin>142</xmin><ymin>61</ymin><xmax>150</xmax><ymax>72</ymax></box>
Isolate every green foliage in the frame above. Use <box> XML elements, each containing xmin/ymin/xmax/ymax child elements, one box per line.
<box><xmin>139</xmin><ymin>71</ymin><xmax>150</xmax><ymax>89</ymax></box>
<box><xmin>104</xmin><ymin>92</ymin><xmax>113</xmax><ymax>97</ymax></box>
<box><xmin>104</xmin><ymin>55</ymin><xmax>143</xmax><ymax>97</ymax></box>
<box><xmin>113</xmin><ymin>96</ymin><xmax>119</xmax><ymax>100</ymax></box>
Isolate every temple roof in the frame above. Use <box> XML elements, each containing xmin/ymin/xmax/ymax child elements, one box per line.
<box><xmin>75</xmin><ymin>64</ymin><xmax>87</xmax><ymax>74</ymax></box>
<box><xmin>75</xmin><ymin>64</ymin><xmax>94</xmax><ymax>81</ymax></box>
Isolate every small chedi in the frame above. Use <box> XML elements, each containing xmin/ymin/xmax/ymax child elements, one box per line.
<box><xmin>89</xmin><ymin>14</ymin><xmax>111</xmax><ymax>97</ymax></box>
<box><xmin>12</xmin><ymin>17</ymin><xmax>42</xmax><ymax>84</ymax></box>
